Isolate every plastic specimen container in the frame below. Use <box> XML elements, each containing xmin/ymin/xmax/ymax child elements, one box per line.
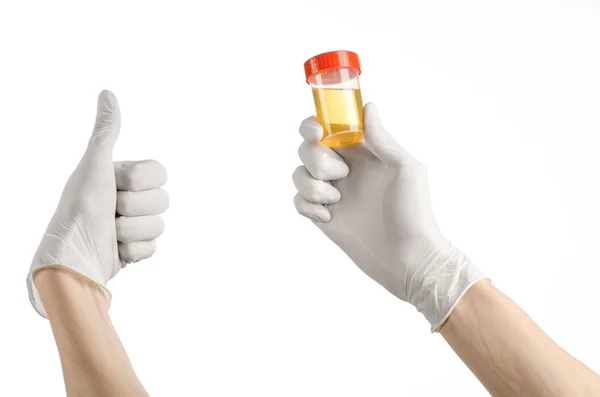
<box><xmin>304</xmin><ymin>50</ymin><xmax>364</xmax><ymax>148</ymax></box>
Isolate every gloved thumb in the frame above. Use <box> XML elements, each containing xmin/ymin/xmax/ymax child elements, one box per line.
<box><xmin>87</xmin><ymin>90</ymin><xmax>121</xmax><ymax>153</ymax></box>
<box><xmin>363</xmin><ymin>102</ymin><xmax>414</xmax><ymax>168</ymax></box>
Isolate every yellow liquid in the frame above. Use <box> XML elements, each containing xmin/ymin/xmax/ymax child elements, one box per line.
<box><xmin>312</xmin><ymin>87</ymin><xmax>364</xmax><ymax>148</ymax></box>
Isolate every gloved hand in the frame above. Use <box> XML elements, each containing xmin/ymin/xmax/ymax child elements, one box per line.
<box><xmin>27</xmin><ymin>90</ymin><xmax>169</xmax><ymax>318</ymax></box>
<box><xmin>293</xmin><ymin>103</ymin><xmax>486</xmax><ymax>331</ymax></box>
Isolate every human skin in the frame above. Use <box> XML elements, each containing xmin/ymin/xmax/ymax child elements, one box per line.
<box><xmin>441</xmin><ymin>279</ymin><xmax>600</xmax><ymax>396</ymax></box>
<box><xmin>34</xmin><ymin>266</ymin><xmax>149</xmax><ymax>397</ymax></box>
<box><xmin>28</xmin><ymin>90</ymin><xmax>168</xmax><ymax>396</ymax></box>
<box><xmin>293</xmin><ymin>103</ymin><xmax>600</xmax><ymax>396</ymax></box>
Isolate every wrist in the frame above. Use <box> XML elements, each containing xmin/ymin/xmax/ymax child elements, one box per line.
<box><xmin>407</xmin><ymin>242</ymin><xmax>486</xmax><ymax>331</ymax></box>
<box><xmin>28</xmin><ymin>258</ymin><xmax>113</xmax><ymax>319</ymax></box>
<box><xmin>439</xmin><ymin>278</ymin><xmax>494</xmax><ymax>333</ymax></box>
<box><xmin>33</xmin><ymin>266</ymin><xmax>148</xmax><ymax>396</ymax></box>
<box><xmin>32</xmin><ymin>266</ymin><xmax>110</xmax><ymax>321</ymax></box>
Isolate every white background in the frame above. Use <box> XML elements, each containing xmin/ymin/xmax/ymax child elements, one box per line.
<box><xmin>1</xmin><ymin>0</ymin><xmax>600</xmax><ymax>395</ymax></box>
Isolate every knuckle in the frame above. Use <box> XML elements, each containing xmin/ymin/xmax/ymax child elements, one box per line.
<box><xmin>312</xmin><ymin>168</ymin><xmax>326</xmax><ymax>181</ymax></box>
<box><xmin>292</xmin><ymin>165</ymin><xmax>304</xmax><ymax>181</ymax></box>
<box><xmin>294</xmin><ymin>201</ymin><xmax>304</xmax><ymax>216</ymax></box>
<box><xmin>297</xmin><ymin>144</ymin><xmax>305</xmax><ymax>161</ymax></box>
<box><xmin>399</xmin><ymin>160</ymin><xmax>427</xmax><ymax>181</ymax></box>
<box><xmin>309</xmin><ymin>182</ymin><xmax>326</xmax><ymax>202</ymax></box>
<box><xmin>307</xmin><ymin>192</ymin><xmax>320</xmax><ymax>203</ymax></box>
<box><xmin>297</xmin><ymin>207</ymin><xmax>310</xmax><ymax>219</ymax></box>
<box><xmin>293</xmin><ymin>194</ymin><xmax>306</xmax><ymax>215</ymax></box>
<box><xmin>414</xmin><ymin>161</ymin><xmax>427</xmax><ymax>177</ymax></box>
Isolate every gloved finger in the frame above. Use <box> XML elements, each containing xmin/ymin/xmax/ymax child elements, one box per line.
<box><xmin>299</xmin><ymin>117</ymin><xmax>323</xmax><ymax>143</ymax></box>
<box><xmin>114</xmin><ymin>160</ymin><xmax>168</xmax><ymax>191</ymax></box>
<box><xmin>333</xmin><ymin>141</ymin><xmax>377</xmax><ymax>165</ymax></box>
<box><xmin>117</xmin><ymin>188</ymin><xmax>169</xmax><ymax>217</ymax></box>
<box><xmin>294</xmin><ymin>192</ymin><xmax>331</xmax><ymax>222</ymax></box>
<box><xmin>87</xmin><ymin>90</ymin><xmax>121</xmax><ymax>152</ymax></box>
<box><xmin>292</xmin><ymin>166</ymin><xmax>341</xmax><ymax>204</ymax></box>
<box><xmin>116</xmin><ymin>215</ymin><xmax>165</xmax><ymax>243</ymax></box>
<box><xmin>363</xmin><ymin>102</ymin><xmax>417</xmax><ymax>168</ymax></box>
<box><xmin>298</xmin><ymin>140</ymin><xmax>349</xmax><ymax>181</ymax></box>
<box><xmin>119</xmin><ymin>240</ymin><xmax>157</xmax><ymax>264</ymax></box>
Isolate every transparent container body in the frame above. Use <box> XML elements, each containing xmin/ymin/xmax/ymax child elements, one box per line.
<box><xmin>309</xmin><ymin>66</ymin><xmax>364</xmax><ymax>148</ymax></box>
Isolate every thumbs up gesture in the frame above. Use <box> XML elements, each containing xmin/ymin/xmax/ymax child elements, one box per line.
<box><xmin>27</xmin><ymin>90</ymin><xmax>169</xmax><ymax>318</ymax></box>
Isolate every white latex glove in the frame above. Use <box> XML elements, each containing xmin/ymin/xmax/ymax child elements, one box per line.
<box><xmin>27</xmin><ymin>90</ymin><xmax>169</xmax><ymax>318</ymax></box>
<box><xmin>293</xmin><ymin>103</ymin><xmax>486</xmax><ymax>331</ymax></box>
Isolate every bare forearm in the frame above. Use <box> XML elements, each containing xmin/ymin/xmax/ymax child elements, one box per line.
<box><xmin>34</xmin><ymin>266</ymin><xmax>149</xmax><ymax>397</ymax></box>
<box><xmin>440</xmin><ymin>279</ymin><xmax>600</xmax><ymax>396</ymax></box>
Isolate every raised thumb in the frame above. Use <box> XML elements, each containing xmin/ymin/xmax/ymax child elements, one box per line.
<box><xmin>363</xmin><ymin>102</ymin><xmax>413</xmax><ymax>167</ymax></box>
<box><xmin>88</xmin><ymin>90</ymin><xmax>121</xmax><ymax>152</ymax></box>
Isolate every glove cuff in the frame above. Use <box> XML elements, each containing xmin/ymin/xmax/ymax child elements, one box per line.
<box><xmin>27</xmin><ymin>263</ymin><xmax>112</xmax><ymax>319</ymax></box>
<box><xmin>407</xmin><ymin>242</ymin><xmax>486</xmax><ymax>331</ymax></box>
